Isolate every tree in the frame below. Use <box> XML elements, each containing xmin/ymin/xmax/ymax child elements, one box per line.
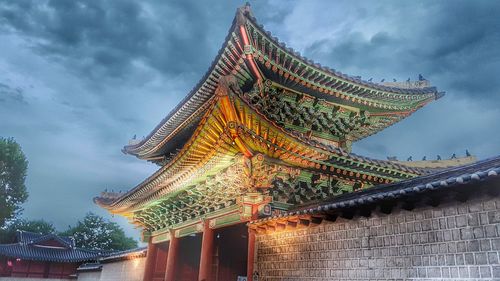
<box><xmin>0</xmin><ymin>219</ymin><xmax>56</xmax><ymax>244</ymax></box>
<box><xmin>60</xmin><ymin>212</ymin><xmax>137</xmax><ymax>251</ymax></box>
<box><xmin>0</xmin><ymin>137</ymin><xmax>28</xmax><ymax>227</ymax></box>
<box><xmin>12</xmin><ymin>219</ymin><xmax>56</xmax><ymax>234</ymax></box>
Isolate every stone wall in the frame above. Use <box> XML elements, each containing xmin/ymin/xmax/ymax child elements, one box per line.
<box><xmin>255</xmin><ymin>195</ymin><xmax>500</xmax><ymax>280</ymax></box>
<box><xmin>77</xmin><ymin>257</ymin><xmax>145</xmax><ymax>281</ymax></box>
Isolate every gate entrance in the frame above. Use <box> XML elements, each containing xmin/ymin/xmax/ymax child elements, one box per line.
<box><xmin>175</xmin><ymin>234</ymin><xmax>202</xmax><ymax>281</ymax></box>
<box><xmin>213</xmin><ymin>224</ymin><xmax>248</xmax><ymax>281</ymax></box>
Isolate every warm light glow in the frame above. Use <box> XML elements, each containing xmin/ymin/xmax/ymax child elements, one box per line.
<box><xmin>131</xmin><ymin>258</ymin><xmax>141</xmax><ymax>269</ymax></box>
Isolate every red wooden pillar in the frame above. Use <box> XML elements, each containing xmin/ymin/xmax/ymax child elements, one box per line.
<box><xmin>143</xmin><ymin>239</ymin><xmax>158</xmax><ymax>281</ymax></box>
<box><xmin>164</xmin><ymin>231</ymin><xmax>179</xmax><ymax>281</ymax></box>
<box><xmin>198</xmin><ymin>221</ymin><xmax>214</xmax><ymax>281</ymax></box>
<box><xmin>247</xmin><ymin>230</ymin><xmax>256</xmax><ymax>281</ymax></box>
<box><xmin>247</xmin><ymin>205</ymin><xmax>259</xmax><ymax>281</ymax></box>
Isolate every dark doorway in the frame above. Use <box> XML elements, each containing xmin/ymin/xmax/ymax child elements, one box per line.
<box><xmin>213</xmin><ymin>224</ymin><xmax>248</xmax><ymax>281</ymax></box>
<box><xmin>176</xmin><ymin>234</ymin><xmax>202</xmax><ymax>281</ymax></box>
<box><xmin>153</xmin><ymin>242</ymin><xmax>168</xmax><ymax>281</ymax></box>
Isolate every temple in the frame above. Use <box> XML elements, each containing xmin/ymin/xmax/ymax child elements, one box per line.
<box><xmin>0</xmin><ymin>231</ymin><xmax>100</xmax><ymax>278</ymax></box>
<box><xmin>94</xmin><ymin>4</ymin><xmax>499</xmax><ymax>281</ymax></box>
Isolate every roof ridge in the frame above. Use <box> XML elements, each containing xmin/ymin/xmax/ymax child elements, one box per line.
<box><xmin>121</xmin><ymin>5</ymin><xmax>441</xmax><ymax>160</ymax></box>
<box><xmin>122</xmin><ymin>8</ymin><xmax>242</xmax><ymax>155</ymax></box>
<box><xmin>244</xmin><ymin>14</ymin><xmax>439</xmax><ymax>96</ymax></box>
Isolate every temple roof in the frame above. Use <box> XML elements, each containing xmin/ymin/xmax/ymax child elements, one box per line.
<box><xmin>16</xmin><ymin>231</ymin><xmax>75</xmax><ymax>247</ymax></box>
<box><xmin>0</xmin><ymin>231</ymin><xmax>100</xmax><ymax>263</ymax></box>
<box><xmin>95</xmin><ymin>92</ymin><xmax>433</xmax><ymax>215</ymax></box>
<box><xmin>1</xmin><ymin>231</ymin><xmax>146</xmax><ymax>264</ymax></box>
<box><xmin>99</xmin><ymin>247</ymin><xmax>147</xmax><ymax>262</ymax></box>
<box><xmin>388</xmin><ymin>155</ymin><xmax>477</xmax><ymax>169</ymax></box>
<box><xmin>250</xmin><ymin>155</ymin><xmax>500</xmax><ymax>227</ymax></box>
<box><xmin>96</xmin><ymin>5</ymin><xmax>449</xmax><ymax>233</ymax></box>
<box><xmin>123</xmin><ymin>4</ymin><xmax>442</xmax><ymax>161</ymax></box>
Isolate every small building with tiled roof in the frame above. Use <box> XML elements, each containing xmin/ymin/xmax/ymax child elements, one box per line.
<box><xmin>0</xmin><ymin>231</ymin><xmax>101</xmax><ymax>279</ymax></box>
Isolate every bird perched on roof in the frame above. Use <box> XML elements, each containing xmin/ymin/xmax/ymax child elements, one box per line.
<box><xmin>407</xmin><ymin>156</ymin><xmax>413</xmax><ymax>161</ymax></box>
<box><xmin>437</xmin><ymin>155</ymin><xmax>442</xmax><ymax>160</ymax></box>
<box><xmin>132</xmin><ymin>134</ymin><xmax>136</xmax><ymax>140</ymax></box>
<box><xmin>368</xmin><ymin>78</ymin><xmax>373</xmax><ymax>82</ymax></box>
<box><xmin>419</xmin><ymin>74</ymin><xmax>425</xmax><ymax>81</ymax></box>
<box><xmin>466</xmin><ymin>149</ymin><xmax>471</xmax><ymax>157</ymax></box>
<box><xmin>393</xmin><ymin>78</ymin><xmax>397</xmax><ymax>82</ymax></box>
<box><xmin>407</xmin><ymin>77</ymin><xmax>411</xmax><ymax>82</ymax></box>
<box><xmin>451</xmin><ymin>153</ymin><xmax>457</xmax><ymax>159</ymax></box>
<box><xmin>422</xmin><ymin>156</ymin><xmax>427</xmax><ymax>161</ymax></box>
<box><xmin>381</xmin><ymin>79</ymin><xmax>385</xmax><ymax>82</ymax></box>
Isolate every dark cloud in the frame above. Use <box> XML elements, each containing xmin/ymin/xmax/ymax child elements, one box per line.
<box><xmin>0</xmin><ymin>0</ymin><xmax>244</xmax><ymax>80</ymax></box>
<box><xmin>298</xmin><ymin>0</ymin><xmax>500</xmax><ymax>102</ymax></box>
<box><xmin>0</xmin><ymin>0</ymin><xmax>155</xmax><ymax>78</ymax></box>
<box><xmin>270</xmin><ymin>0</ymin><xmax>500</xmax><ymax>160</ymax></box>
<box><xmin>0</xmin><ymin>83</ymin><xmax>26</xmax><ymax>103</ymax></box>
<box><xmin>0</xmin><ymin>0</ymin><xmax>498</xmax><ymax>240</ymax></box>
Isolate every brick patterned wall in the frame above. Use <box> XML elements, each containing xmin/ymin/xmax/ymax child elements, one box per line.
<box><xmin>255</xmin><ymin>195</ymin><xmax>500</xmax><ymax>280</ymax></box>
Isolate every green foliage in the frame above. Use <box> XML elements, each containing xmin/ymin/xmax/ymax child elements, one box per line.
<box><xmin>0</xmin><ymin>218</ymin><xmax>56</xmax><ymax>244</ymax></box>
<box><xmin>0</xmin><ymin>137</ymin><xmax>28</xmax><ymax>227</ymax></box>
<box><xmin>13</xmin><ymin>218</ymin><xmax>56</xmax><ymax>234</ymax></box>
<box><xmin>60</xmin><ymin>212</ymin><xmax>137</xmax><ymax>251</ymax></box>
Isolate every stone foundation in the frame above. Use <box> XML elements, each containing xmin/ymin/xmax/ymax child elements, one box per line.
<box><xmin>255</xmin><ymin>195</ymin><xmax>500</xmax><ymax>280</ymax></box>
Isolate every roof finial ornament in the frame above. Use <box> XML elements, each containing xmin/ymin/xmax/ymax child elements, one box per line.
<box><xmin>451</xmin><ymin>153</ymin><xmax>457</xmax><ymax>159</ymax></box>
<box><xmin>236</xmin><ymin>3</ymin><xmax>252</xmax><ymax>26</ymax></box>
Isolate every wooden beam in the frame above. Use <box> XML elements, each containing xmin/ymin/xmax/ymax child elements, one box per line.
<box><xmin>298</xmin><ymin>218</ymin><xmax>311</xmax><ymax>227</ymax></box>
<box><xmin>379</xmin><ymin>202</ymin><xmax>395</xmax><ymax>214</ymax></box>
<box><xmin>310</xmin><ymin>216</ymin><xmax>323</xmax><ymax>225</ymax></box>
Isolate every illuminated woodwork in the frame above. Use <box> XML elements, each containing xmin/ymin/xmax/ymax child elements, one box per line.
<box><xmin>95</xmin><ymin>4</ymin><xmax>442</xmax><ymax>240</ymax></box>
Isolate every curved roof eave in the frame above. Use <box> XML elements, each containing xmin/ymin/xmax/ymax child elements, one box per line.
<box><xmin>123</xmin><ymin>15</ymin><xmax>241</xmax><ymax>158</ymax></box>
<box><xmin>123</xmin><ymin>5</ymin><xmax>442</xmax><ymax>160</ymax></box>
<box><xmin>244</xmin><ymin>15</ymin><xmax>440</xmax><ymax>96</ymax></box>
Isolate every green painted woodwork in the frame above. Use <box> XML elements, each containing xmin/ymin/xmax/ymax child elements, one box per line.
<box><xmin>176</xmin><ymin>224</ymin><xmax>202</xmax><ymax>238</ymax></box>
<box><xmin>152</xmin><ymin>232</ymin><xmax>170</xmax><ymax>244</ymax></box>
<box><xmin>210</xmin><ymin>212</ymin><xmax>242</xmax><ymax>228</ymax></box>
<box><xmin>135</xmin><ymin>163</ymin><xmax>247</xmax><ymax>232</ymax></box>
<box><xmin>242</xmin><ymin>81</ymin><xmax>407</xmax><ymax>146</ymax></box>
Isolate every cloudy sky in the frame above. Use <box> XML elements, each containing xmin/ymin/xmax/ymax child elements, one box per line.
<box><xmin>1</xmin><ymin>0</ymin><xmax>499</xmax><ymax>240</ymax></box>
